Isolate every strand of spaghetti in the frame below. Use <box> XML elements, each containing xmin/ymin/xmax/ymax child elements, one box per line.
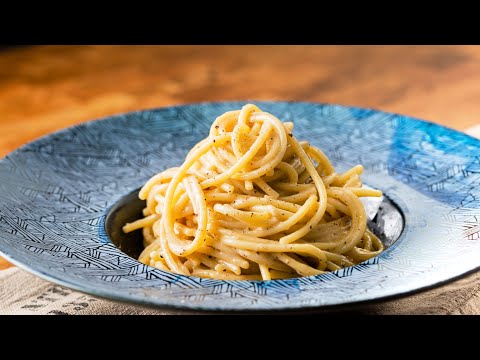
<box><xmin>236</xmin><ymin>108</ymin><xmax>281</xmax><ymax>167</ymax></box>
<box><xmin>331</xmin><ymin>165</ymin><xmax>364</xmax><ymax>186</ymax></box>
<box><xmin>209</xmin><ymin>240</ymin><xmax>252</xmax><ymax>268</ymax></box>
<box><xmin>347</xmin><ymin>229</ymin><xmax>384</xmax><ymax>261</ymax></box>
<box><xmin>230</xmin><ymin>195</ymin><xmax>301</xmax><ymax>213</ymax></box>
<box><xmin>230</xmin><ymin>114</ymin><xmax>287</xmax><ymax>180</ymax></box>
<box><xmin>269</xmin><ymin>270</ymin><xmax>299</xmax><ymax>279</ymax></box>
<box><xmin>273</xmin><ymin>253</ymin><xmax>323</xmax><ymax>276</ymax></box>
<box><xmin>217</xmin><ymin>260</ymin><xmax>242</xmax><ymax>275</ymax></box>
<box><xmin>123</xmin><ymin>214</ymin><xmax>160</xmax><ymax>233</ymax></box>
<box><xmin>274</xmin><ymin>162</ymin><xmax>299</xmax><ymax>183</ymax></box>
<box><xmin>161</xmin><ymin>136</ymin><xmax>229</xmax><ymax>257</ymax></box>
<box><xmin>363</xmin><ymin>229</ymin><xmax>373</xmax><ymax>249</ymax></box>
<box><xmin>273</xmin><ymin>182</ymin><xmax>316</xmax><ymax>192</ymax></box>
<box><xmin>138</xmin><ymin>240</ymin><xmax>161</xmax><ymax>264</ymax></box>
<box><xmin>347</xmin><ymin>187</ymin><xmax>383</xmax><ymax>197</ymax></box>
<box><xmin>139</xmin><ymin>167</ymin><xmax>179</xmax><ymax>200</ymax></box>
<box><xmin>327</xmin><ymin>197</ymin><xmax>351</xmax><ymax>216</ymax></box>
<box><xmin>236</xmin><ymin>249</ymin><xmax>293</xmax><ymax>272</ymax></box>
<box><xmin>230</xmin><ymin>195</ymin><xmax>318</xmax><ymax>238</ymax></box>
<box><xmin>200</xmin><ymin>122</ymin><xmax>275</xmax><ymax>187</ymax></box>
<box><xmin>306</xmin><ymin>146</ymin><xmax>335</xmax><ymax>176</ymax></box>
<box><xmin>213</xmin><ymin>204</ymin><xmax>273</xmax><ymax>227</ymax></box>
<box><xmin>323</xmin><ymin>251</ymin><xmax>355</xmax><ymax>266</ymax></box>
<box><xmin>221</xmin><ymin>237</ymin><xmax>328</xmax><ymax>271</ymax></box>
<box><xmin>279</xmin><ymin>128</ymin><xmax>327</xmax><ymax>244</ymax></box>
<box><xmin>326</xmin><ymin>187</ymin><xmax>367</xmax><ymax>253</ymax></box>
<box><xmin>304</xmin><ymin>217</ymin><xmax>350</xmax><ymax>241</ymax></box>
<box><xmin>163</xmin><ymin>175</ymin><xmax>208</xmax><ymax>257</ymax></box>
<box><xmin>219</xmin><ymin>229</ymin><xmax>327</xmax><ymax>269</ymax></box>
<box><xmin>325</xmin><ymin>203</ymin><xmax>340</xmax><ymax>218</ymax></box>
<box><xmin>253</xmin><ymin>178</ymin><xmax>279</xmax><ymax>199</ymax></box>
<box><xmin>344</xmin><ymin>175</ymin><xmax>362</xmax><ymax>188</ymax></box>
<box><xmin>142</xmin><ymin>226</ymin><xmax>156</xmax><ymax>247</ymax></box>
<box><xmin>278</xmin><ymin>187</ymin><xmax>317</xmax><ymax>203</ymax></box>
<box><xmin>228</xmin><ymin>179</ymin><xmax>258</xmax><ymax>196</ymax></box>
<box><xmin>158</xmin><ymin>218</ymin><xmax>190</xmax><ymax>274</ymax></box>
<box><xmin>196</xmin><ymin>246</ymin><xmax>250</xmax><ymax>269</ymax></box>
<box><xmin>209</xmin><ymin>110</ymin><xmax>241</xmax><ymax>138</ymax></box>
<box><xmin>231</xmin><ymin>104</ymin><xmax>261</xmax><ymax>159</ymax></box>
<box><xmin>146</xmin><ymin>184</ymin><xmax>165</xmax><ymax>213</ymax></box>
<box><xmin>321</xmin><ymin>173</ymin><xmax>337</xmax><ymax>187</ymax></box>
<box><xmin>326</xmin><ymin>261</ymin><xmax>341</xmax><ymax>271</ymax></box>
<box><xmin>192</xmin><ymin>269</ymin><xmax>263</xmax><ymax>281</ymax></box>
<box><xmin>259</xmin><ymin>264</ymin><xmax>271</xmax><ymax>280</ymax></box>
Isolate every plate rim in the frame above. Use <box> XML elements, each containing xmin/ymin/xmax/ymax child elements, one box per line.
<box><xmin>1</xmin><ymin>248</ymin><xmax>478</xmax><ymax>313</ymax></box>
<box><xmin>1</xmin><ymin>100</ymin><xmax>479</xmax><ymax>312</ymax></box>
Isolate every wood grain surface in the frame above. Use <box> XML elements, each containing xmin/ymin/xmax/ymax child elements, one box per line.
<box><xmin>1</xmin><ymin>45</ymin><xmax>480</xmax><ymax>161</ymax></box>
<box><xmin>0</xmin><ymin>46</ymin><xmax>479</xmax><ymax>312</ymax></box>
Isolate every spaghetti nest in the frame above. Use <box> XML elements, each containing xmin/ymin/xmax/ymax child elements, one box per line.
<box><xmin>123</xmin><ymin>104</ymin><xmax>384</xmax><ymax>280</ymax></box>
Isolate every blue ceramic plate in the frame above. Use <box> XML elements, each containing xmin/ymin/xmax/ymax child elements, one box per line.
<box><xmin>1</xmin><ymin>101</ymin><xmax>479</xmax><ymax>312</ymax></box>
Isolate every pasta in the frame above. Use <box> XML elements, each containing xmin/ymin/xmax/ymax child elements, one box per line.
<box><xmin>123</xmin><ymin>104</ymin><xmax>384</xmax><ymax>280</ymax></box>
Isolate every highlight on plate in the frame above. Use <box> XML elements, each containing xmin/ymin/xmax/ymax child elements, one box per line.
<box><xmin>123</xmin><ymin>104</ymin><xmax>384</xmax><ymax>280</ymax></box>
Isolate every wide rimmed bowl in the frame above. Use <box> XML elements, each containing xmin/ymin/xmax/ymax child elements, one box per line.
<box><xmin>0</xmin><ymin>101</ymin><xmax>478</xmax><ymax>311</ymax></box>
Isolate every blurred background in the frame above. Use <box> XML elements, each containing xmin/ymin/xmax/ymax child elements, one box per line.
<box><xmin>1</xmin><ymin>45</ymin><xmax>480</xmax><ymax>314</ymax></box>
<box><xmin>1</xmin><ymin>45</ymin><xmax>479</xmax><ymax>161</ymax></box>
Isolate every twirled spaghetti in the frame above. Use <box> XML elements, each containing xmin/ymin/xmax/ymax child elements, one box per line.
<box><xmin>123</xmin><ymin>104</ymin><xmax>384</xmax><ymax>280</ymax></box>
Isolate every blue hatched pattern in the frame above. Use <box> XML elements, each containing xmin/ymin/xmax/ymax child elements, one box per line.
<box><xmin>0</xmin><ymin>101</ymin><xmax>479</xmax><ymax>311</ymax></box>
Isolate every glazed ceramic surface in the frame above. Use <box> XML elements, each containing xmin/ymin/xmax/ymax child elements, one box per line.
<box><xmin>0</xmin><ymin>101</ymin><xmax>478</xmax><ymax>311</ymax></box>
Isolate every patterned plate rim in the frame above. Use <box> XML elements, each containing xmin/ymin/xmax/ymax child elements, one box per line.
<box><xmin>0</xmin><ymin>100</ymin><xmax>479</xmax><ymax>312</ymax></box>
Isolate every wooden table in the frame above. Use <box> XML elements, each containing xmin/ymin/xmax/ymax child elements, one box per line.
<box><xmin>0</xmin><ymin>45</ymin><xmax>479</xmax><ymax>312</ymax></box>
